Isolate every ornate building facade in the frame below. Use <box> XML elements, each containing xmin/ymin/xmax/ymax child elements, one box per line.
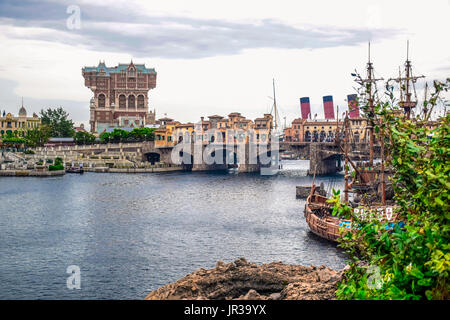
<box><xmin>82</xmin><ymin>61</ymin><xmax>157</xmax><ymax>133</ymax></box>
<box><xmin>0</xmin><ymin>104</ymin><xmax>41</xmax><ymax>137</ymax></box>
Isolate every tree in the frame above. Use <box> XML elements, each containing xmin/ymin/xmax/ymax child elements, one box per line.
<box><xmin>98</xmin><ymin>127</ymin><xmax>156</xmax><ymax>144</ymax></box>
<box><xmin>40</xmin><ymin>107</ymin><xmax>75</xmax><ymax>137</ymax></box>
<box><xmin>128</xmin><ymin>127</ymin><xmax>156</xmax><ymax>142</ymax></box>
<box><xmin>1</xmin><ymin>136</ymin><xmax>27</xmax><ymax>145</ymax></box>
<box><xmin>24</xmin><ymin>126</ymin><xmax>51</xmax><ymax>147</ymax></box>
<box><xmin>74</xmin><ymin>131</ymin><xmax>96</xmax><ymax>145</ymax></box>
<box><xmin>109</xmin><ymin>128</ymin><xmax>129</xmax><ymax>143</ymax></box>
<box><xmin>99</xmin><ymin>132</ymin><xmax>110</xmax><ymax>143</ymax></box>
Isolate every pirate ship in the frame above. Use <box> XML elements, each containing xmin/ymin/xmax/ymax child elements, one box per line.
<box><xmin>304</xmin><ymin>42</ymin><xmax>422</xmax><ymax>242</ymax></box>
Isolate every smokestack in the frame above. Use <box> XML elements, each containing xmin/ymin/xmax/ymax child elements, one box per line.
<box><xmin>323</xmin><ymin>95</ymin><xmax>335</xmax><ymax>119</ymax></box>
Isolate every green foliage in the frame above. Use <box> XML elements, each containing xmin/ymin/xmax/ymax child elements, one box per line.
<box><xmin>1</xmin><ymin>136</ymin><xmax>27</xmax><ymax>145</ymax></box>
<box><xmin>40</xmin><ymin>107</ymin><xmax>75</xmax><ymax>138</ymax></box>
<box><xmin>49</xmin><ymin>157</ymin><xmax>64</xmax><ymax>170</ymax></box>
<box><xmin>127</xmin><ymin>127</ymin><xmax>156</xmax><ymax>142</ymax></box>
<box><xmin>24</xmin><ymin>126</ymin><xmax>51</xmax><ymax>147</ymax></box>
<box><xmin>99</xmin><ymin>127</ymin><xmax>155</xmax><ymax>143</ymax></box>
<box><xmin>49</xmin><ymin>164</ymin><xmax>64</xmax><ymax>171</ymax></box>
<box><xmin>99</xmin><ymin>132</ymin><xmax>110</xmax><ymax>143</ymax></box>
<box><xmin>74</xmin><ymin>131</ymin><xmax>96</xmax><ymax>145</ymax></box>
<box><xmin>327</xmin><ymin>189</ymin><xmax>353</xmax><ymax>219</ymax></box>
<box><xmin>335</xmin><ymin>80</ymin><xmax>450</xmax><ymax>300</ymax></box>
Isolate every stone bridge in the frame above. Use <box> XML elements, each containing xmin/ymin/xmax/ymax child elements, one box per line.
<box><xmin>160</xmin><ymin>141</ymin><xmax>278</xmax><ymax>173</ymax></box>
<box><xmin>32</xmin><ymin>141</ymin><xmax>278</xmax><ymax>173</ymax></box>
<box><xmin>279</xmin><ymin>142</ymin><xmax>381</xmax><ymax>175</ymax></box>
<box><xmin>31</xmin><ymin>140</ymin><xmax>376</xmax><ymax>175</ymax></box>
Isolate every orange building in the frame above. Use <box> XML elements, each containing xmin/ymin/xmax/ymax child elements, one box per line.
<box><xmin>153</xmin><ymin>112</ymin><xmax>274</xmax><ymax>148</ymax></box>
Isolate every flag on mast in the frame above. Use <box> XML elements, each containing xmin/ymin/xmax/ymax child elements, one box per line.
<box><xmin>347</xmin><ymin>94</ymin><xmax>359</xmax><ymax>118</ymax></box>
<box><xmin>300</xmin><ymin>97</ymin><xmax>311</xmax><ymax>119</ymax></box>
<box><xmin>323</xmin><ymin>95</ymin><xmax>335</xmax><ymax>119</ymax></box>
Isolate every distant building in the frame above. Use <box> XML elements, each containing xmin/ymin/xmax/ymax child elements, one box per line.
<box><xmin>74</xmin><ymin>123</ymin><xmax>87</xmax><ymax>133</ymax></box>
<box><xmin>154</xmin><ymin>112</ymin><xmax>274</xmax><ymax>148</ymax></box>
<box><xmin>0</xmin><ymin>103</ymin><xmax>41</xmax><ymax>137</ymax></box>
<box><xmin>283</xmin><ymin>118</ymin><xmax>368</xmax><ymax>143</ymax></box>
<box><xmin>44</xmin><ymin>137</ymin><xmax>75</xmax><ymax>147</ymax></box>
<box><xmin>82</xmin><ymin>61</ymin><xmax>157</xmax><ymax>134</ymax></box>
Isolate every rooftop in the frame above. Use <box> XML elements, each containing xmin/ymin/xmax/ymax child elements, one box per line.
<box><xmin>82</xmin><ymin>61</ymin><xmax>156</xmax><ymax>75</ymax></box>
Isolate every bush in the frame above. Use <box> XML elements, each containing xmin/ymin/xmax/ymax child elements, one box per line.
<box><xmin>99</xmin><ymin>128</ymin><xmax>156</xmax><ymax>143</ymax></box>
<box><xmin>2</xmin><ymin>137</ymin><xmax>27</xmax><ymax>145</ymax></box>
<box><xmin>334</xmin><ymin>79</ymin><xmax>450</xmax><ymax>300</ymax></box>
<box><xmin>49</xmin><ymin>164</ymin><xmax>64</xmax><ymax>171</ymax></box>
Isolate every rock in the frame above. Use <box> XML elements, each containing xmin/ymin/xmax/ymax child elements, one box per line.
<box><xmin>144</xmin><ymin>259</ymin><xmax>343</xmax><ymax>300</ymax></box>
<box><xmin>237</xmin><ymin>289</ymin><xmax>264</xmax><ymax>300</ymax></box>
<box><xmin>268</xmin><ymin>292</ymin><xmax>281</xmax><ymax>300</ymax></box>
<box><xmin>296</xmin><ymin>186</ymin><xmax>326</xmax><ymax>198</ymax></box>
<box><xmin>234</xmin><ymin>257</ymin><xmax>249</xmax><ymax>267</ymax></box>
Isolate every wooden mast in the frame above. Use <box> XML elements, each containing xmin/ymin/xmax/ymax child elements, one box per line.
<box><xmin>344</xmin><ymin>111</ymin><xmax>349</xmax><ymax>204</ymax></box>
<box><xmin>272</xmin><ymin>78</ymin><xmax>278</xmax><ymax>132</ymax></box>
<box><xmin>423</xmin><ymin>81</ymin><xmax>429</xmax><ymax>120</ymax></box>
<box><xmin>390</xmin><ymin>41</ymin><xmax>425</xmax><ymax>120</ymax></box>
<box><xmin>361</xmin><ymin>42</ymin><xmax>383</xmax><ymax>167</ymax></box>
<box><xmin>380</xmin><ymin>120</ymin><xmax>386</xmax><ymax>205</ymax></box>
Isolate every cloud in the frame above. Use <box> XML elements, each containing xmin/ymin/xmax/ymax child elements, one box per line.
<box><xmin>0</xmin><ymin>0</ymin><xmax>400</xmax><ymax>59</ymax></box>
<box><xmin>0</xmin><ymin>77</ymin><xmax>87</xmax><ymax>125</ymax></box>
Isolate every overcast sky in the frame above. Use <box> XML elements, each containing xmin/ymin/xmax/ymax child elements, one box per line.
<box><xmin>0</xmin><ymin>0</ymin><xmax>448</xmax><ymax>128</ymax></box>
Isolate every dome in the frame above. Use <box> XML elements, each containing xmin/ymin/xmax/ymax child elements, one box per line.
<box><xmin>19</xmin><ymin>106</ymin><xmax>27</xmax><ymax>117</ymax></box>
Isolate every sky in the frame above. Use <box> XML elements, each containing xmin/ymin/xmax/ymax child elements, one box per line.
<box><xmin>0</xmin><ymin>0</ymin><xmax>449</xmax><ymax>129</ymax></box>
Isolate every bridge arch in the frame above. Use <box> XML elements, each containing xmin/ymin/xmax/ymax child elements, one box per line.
<box><xmin>145</xmin><ymin>152</ymin><xmax>160</xmax><ymax>165</ymax></box>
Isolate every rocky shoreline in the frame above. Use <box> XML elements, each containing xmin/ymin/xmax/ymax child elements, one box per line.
<box><xmin>145</xmin><ymin>258</ymin><xmax>345</xmax><ymax>300</ymax></box>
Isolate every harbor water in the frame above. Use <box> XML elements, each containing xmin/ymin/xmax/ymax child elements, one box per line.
<box><xmin>0</xmin><ymin>160</ymin><xmax>348</xmax><ymax>299</ymax></box>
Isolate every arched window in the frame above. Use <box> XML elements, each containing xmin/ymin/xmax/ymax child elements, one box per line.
<box><xmin>137</xmin><ymin>95</ymin><xmax>145</xmax><ymax>108</ymax></box>
<box><xmin>98</xmin><ymin>94</ymin><xmax>106</xmax><ymax>108</ymax></box>
<box><xmin>305</xmin><ymin>131</ymin><xmax>311</xmax><ymax>142</ymax></box>
<box><xmin>128</xmin><ymin>95</ymin><xmax>135</xmax><ymax>109</ymax></box>
<box><xmin>313</xmin><ymin>131</ymin><xmax>318</xmax><ymax>142</ymax></box>
<box><xmin>119</xmin><ymin>94</ymin><xmax>126</xmax><ymax>108</ymax></box>
<box><xmin>320</xmin><ymin>131</ymin><xmax>326</xmax><ymax>142</ymax></box>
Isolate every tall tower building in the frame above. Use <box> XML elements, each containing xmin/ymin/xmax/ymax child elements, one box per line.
<box><xmin>82</xmin><ymin>61</ymin><xmax>157</xmax><ymax>133</ymax></box>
